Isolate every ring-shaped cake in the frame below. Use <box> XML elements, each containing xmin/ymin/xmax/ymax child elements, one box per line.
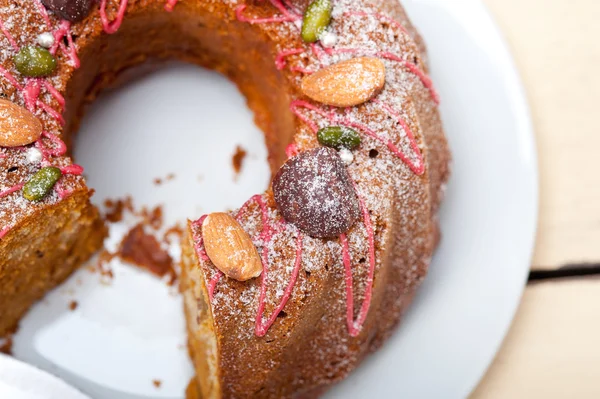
<box><xmin>0</xmin><ymin>0</ymin><xmax>450</xmax><ymax>397</ymax></box>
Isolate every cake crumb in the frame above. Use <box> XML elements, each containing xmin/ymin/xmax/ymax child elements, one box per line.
<box><xmin>103</xmin><ymin>196</ymin><xmax>134</xmax><ymax>223</ymax></box>
<box><xmin>140</xmin><ymin>205</ymin><xmax>163</xmax><ymax>231</ymax></box>
<box><xmin>152</xmin><ymin>379</ymin><xmax>162</xmax><ymax>388</ymax></box>
<box><xmin>117</xmin><ymin>224</ymin><xmax>177</xmax><ymax>284</ymax></box>
<box><xmin>232</xmin><ymin>145</ymin><xmax>247</xmax><ymax>176</ymax></box>
<box><xmin>97</xmin><ymin>250</ymin><xmax>116</xmax><ymax>283</ymax></box>
<box><xmin>68</xmin><ymin>300</ymin><xmax>78</xmax><ymax>311</ymax></box>
<box><xmin>163</xmin><ymin>223</ymin><xmax>184</xmax><ymax>245</ymax></box>
<box><xmin>153</xmin><ymin>173</ymin><xmax>175</xmax><ymax>186</ymax></box>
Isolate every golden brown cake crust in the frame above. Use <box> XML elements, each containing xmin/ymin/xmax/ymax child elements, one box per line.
<box><xmin>0</xmin><ymin>0</ymin><xmax>450</xmax><ymax>397</ymax></box>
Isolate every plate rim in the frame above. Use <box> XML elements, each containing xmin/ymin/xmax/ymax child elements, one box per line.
<box><xmin>437</xmin><ymin>0</ymin><xmax>539</xmax><ymax>395</ymax></box>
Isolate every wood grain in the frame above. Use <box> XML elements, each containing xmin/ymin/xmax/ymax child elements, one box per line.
<box><xmin>471</xmin><ymin>1</ymin><xmax>600</xmax><ymax>397</ymax></box>
<box><xmin>471</xmin><ymin>279</ymin><xmax>600</xmax><ymax>398</ymax></box>
<box><xmin>482</xmin><ymin>0</ymin><xmax>600</xmax><ymax>270</ymax></box>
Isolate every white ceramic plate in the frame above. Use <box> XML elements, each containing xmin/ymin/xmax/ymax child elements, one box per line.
<box><xmin>9</xmin><ymin>0</ymin><xmax>538</xmax><ymax>398</ymax></box>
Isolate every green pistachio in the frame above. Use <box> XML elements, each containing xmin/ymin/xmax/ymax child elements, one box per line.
<box><xmin>23</xmin><ymin>167</ymin><xmax>62</xmax><ymax>201</ymax></box>
<box><xmin>301</xmin><ymin>0</ymin><xmax>333</xmax><ymax>43</ymax></box>
<box><xmin>13</xmin><ymin>46</ymin><xmax>57</xmax><ymax>77</ymax></box>
<box><xmin>317</xmin><ymin>126</ymin><xmax>361</xmax><ymax>150</ymax></box>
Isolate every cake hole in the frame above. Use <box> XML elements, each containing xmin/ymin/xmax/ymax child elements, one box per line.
<box><xmin>277</xmin><ymin>311</ymin><xmax>287</xmax><ymax>318</ymax></box>
<box><xmin>75</xmin><ymin>63</ymin><xmax>270</xmax><ymax>223</ymax></box>
<box><xmin>369</xmin><ymin>149</ymin><xmax>379</xmax><ymax>158</ymax></box>
<box><xmin>7</xmin><ymin>166</ymin><xmax>18</xmax><ymax>173</ymax></box>
<box><xmin>413</xmin><ymin>56</ymin><xmax>419</xmax><ymax>65</ymax></box>
<box><xmin>305</xmin><ymin>270</ymin><xmax>311</xmax><ymax>277</ymax></box>
<box><xmin>359</xmin><ymin>257</ymin><xmax>366</xmax><ymax>264</ymax></box>
<box><xmin>35</xmin><ymin>250</ymin><xmax>44</xmax><ymax>258</ymax></box>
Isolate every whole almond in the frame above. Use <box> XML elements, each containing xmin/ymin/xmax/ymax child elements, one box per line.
<box><xmin>202</xmin><ymin>212</ymin><xmax>263</xmax><ymax>281</ymax></box>
<box><xmin>0</xmin><ymin>99</ymin><xmax>43</xmax><ymax>147</ymax></box>
<box><xmin>300</xmin><ymin>57</ymin><xmax>386</xmax><ymax>107</ymax></box>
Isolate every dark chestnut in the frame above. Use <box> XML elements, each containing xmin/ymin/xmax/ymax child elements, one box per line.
<box><xmin>273</xmin><ymin>147</ymin><xmax>360</xmax><ymax>238</ymax></box>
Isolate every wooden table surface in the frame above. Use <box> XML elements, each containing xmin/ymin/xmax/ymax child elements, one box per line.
<box><xmin>471</xmin><ymin>0</ymin><xmax>600</xmax><ymax>397</ymax></box>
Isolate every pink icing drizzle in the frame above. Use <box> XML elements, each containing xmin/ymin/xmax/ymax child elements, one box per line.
<box><xmin>290</xmin><ymin>99</ymin><xmax>425</xmax><ymax>175</ymax></box>
<box><xmin>164</xmin><ymin>0</ymin><xmax>178</xmax><ymax>12</ymax></box>
<box><xmin>54</xmin><ymin>181</ymin><xmax>71</xmax><ymax>199</ymax></box>
<box><xmin>275</xmin><ymin>48</ymin><xmax>304</xmax><ymax>70</ymax></box>
<box><xmin>340</xmin><ymin>187</ymin><xmax>376</xmax><ymax>336</ymax></box>
<box><xmin>344</xmin><ymin>10</ymin><xmax>409</xmax><ymax>35</ymax></box>
<box><xmin>253</xmin><ymin>195</ymin><xmax>304</xmax><ymax>337</ymax></box>
<box><xmin>285</xmin><ymin>143</ymin><xmax>299</xmax><ymax>158</ymax></box>
<box><xmin>22</xmin><ymin>80</ymin><xmax>41</xmax><ymax>112</ymax></box>
<box><xmin>236</xmin><ymin>0</ymin><xmax>300</xmax><ymax>24</ymax></box>
<box><xmin>100</xmin><ymin>0</ymin><xmax>129</xmax><ymax>34</ymax></box>
<box><xmin>256</xmin><ymin>232</ymin><xmax>303</xmax><ymax>337</ymax></box>
<box><xmin>33</xmin><ymin>0</ymin><xmax>53</xmax><ymax>25</ymax></box>
<box><xmin>0</xmin><ymin>227</ymin><xmax>9</xmax><ymax>239</ymax></box>
<box><xmin>41</xmin><ymin>80</ymin><xmax>65</xmax><ymax>108</ymax></box>
<box><xmin>52</xmin><ymin>21</ymin><xmax>80</xmax><ymax>68</ymax></box>
<box><xmin>36</xmin><ymin>99</ymin><xmax>65</xmax><ymax>125</ymax></box>
<box><xmin>377</xmin><ymin>51</ymin><xmax>439</xmax><ymax>104</ymax></box>
<box><xmin>36</xmin><ymin>131</ymin><xmax>67</xmax><ymax>157</ymax></box>
<box><xmin>34</xmin><ymin>0</ymin><xmax>81</xmax><ymax>67</ymax></box>
<box><xmin>60</xmin><ymin>164</ymin><xmax>84</xmax><ymax>175</ymax></box>
<box><xmin>280</xmin><ymin>0</ymin><xmax>301</xmax><ymax>15</ymax></box>
<box><xmin>0</xmin><ymin>65</ymin><xmax>22</xmax><ymax>89</ymax></box>
<box><xmin>0</xmin><ymin>182</ymin><xmax>24</xmax><ymax>199</ymax></box>
<box><xmin>0</xmin><ymin>18</ymin><xmax>18</xmax><ymax>51</ymax></box>
<box><xmin>191</xmin><ymin>215</ymin><xmax>223</xmax><ymax>300</ymax></box>
<box><xmin>267</xmin><ymin>0</ymin><xmax>300</xmax><ymax>20</ymax></box>
<box><xmin>191</xmin><ymin>215</ymin><xmax>210</xmax><ymax>261</ymax></box>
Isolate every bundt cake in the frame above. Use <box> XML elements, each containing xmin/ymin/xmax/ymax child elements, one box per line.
<box><xmin>0</xmin><ymin>0</ymin><xmax>450</xmax><ymax>397</ymax></box>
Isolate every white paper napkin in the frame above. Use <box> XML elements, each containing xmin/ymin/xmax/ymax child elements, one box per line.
<box><xmin>0</xmin><ymin>354</ymin><xmax>90</xmax><ymax>399</ymax></box>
